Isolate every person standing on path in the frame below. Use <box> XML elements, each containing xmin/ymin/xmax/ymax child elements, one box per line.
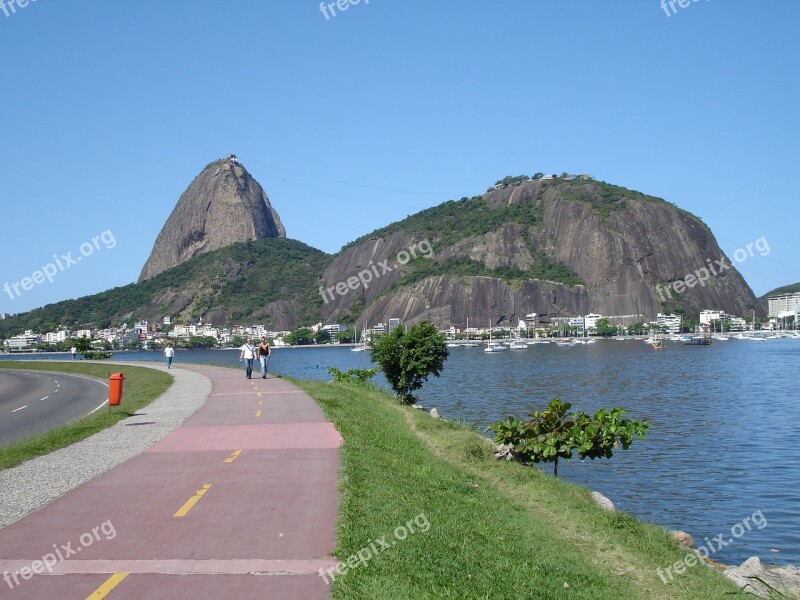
<box><xmin>164</xmin><ymin>343</ymin><xmax>175</xmax><ymax>369</ymax></box>
<box><xmin>257</xmin><ymin>336</ymin><xmax>271</xmax><ymax>379</ymax></box>
<box><xmin>70</xmin><ymin>346</ymin><xmax>77</xmax><ymax>360</ymax></box>
<box><xmin>240</xmin><ymin>337</ymin><xmax>256</xmax><ymax>379</ymax></box>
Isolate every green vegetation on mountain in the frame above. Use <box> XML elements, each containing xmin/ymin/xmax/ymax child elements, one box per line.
<box><xmin>559</xmin><ymin>179</ymin><xmax>673</xmax><ymax>220</ymax></box>
<box><xmin>0</xmin><ymin>238</ymin><xmax>329</xmax><ymax>337</ymax></box>
<box><xmin>349</xmin><ymin>195</ymin><xmax>543</xmax><ymax>248</ymax></box>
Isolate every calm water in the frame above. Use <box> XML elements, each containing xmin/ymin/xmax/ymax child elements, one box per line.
<box><xmin>5</xmin><ymin>339</ymin><xmax>799</xmax><ymax>566</ymax></box>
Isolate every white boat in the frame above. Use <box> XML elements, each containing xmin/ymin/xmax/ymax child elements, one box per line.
<box><xmin>446</xmin><ymin>342</ymin><xmax>460</xmax><ymax>348</ymax></box>
<box><xmin>527</xmin><ymin>339</ymin><xmax>550</xmax><ymax>345</ymax></box>
<box><xmin>555</xmin><ymin>339</ymin><xmax>575</xmax><ymax>347</ymax></box>
<box><xmin>643</xmin><ymin>337</ymin><xmax>658</xmax><ymax>344</ymax></box>
<box><xmin>509</xmin><ymin>340</ymin><xmax>528</xmax><ymax>350</ymax></box>
<box><xmin>461</xmin><ymin>341</ymin><xmax>479</xmax><ymax>347</ymax></box>
<box><xmin>484</xmin><ymin>341</ymin><xmax>508</xmax><ymax>353</ymax></box>
<box><xmin>712</xmin><ymin>335</ymin><xmax>730</xmax><ymax>341</ymax></box>
<box><xmin>351</xmin><ymin>328</ymin><xmax>369</xmax><ymax>351</ymax></box>
<box><xmin>484</xmin><ymin>320</ymin><xmax>508</xmax><ymax>352</ymax></box>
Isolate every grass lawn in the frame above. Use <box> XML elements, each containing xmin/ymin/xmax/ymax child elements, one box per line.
<box><xmin>294</xmin><ymin>379</ymin><xmax>743</xmax><ymax>600</ymax></box>
<box><xmin>0</xmin><ymin>361</ymin><xmax>172</xmax><ymax>470</ymax></box>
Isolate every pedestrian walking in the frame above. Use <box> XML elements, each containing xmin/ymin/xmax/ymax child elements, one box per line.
<box><xmin>257</xmin><ymin>336</ymin><xmax>271</xmax><ymax>379</ymax></box>
<box><xmin>70</xmin><ymin>346</ymin><xmax>77</xmax><ymax>360</ymax></box>
<box><xmin>240</xmin><ymin>337</ymin><xmax>256</xmax><ymax>379</ymax></box>
<box><xmin>164</xmin><ymin>343</ymin><xmax>175</xmax><ymax>369</ymax></box>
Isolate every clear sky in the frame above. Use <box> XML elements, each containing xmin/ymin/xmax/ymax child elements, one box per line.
<box><xmin>1</xmin><ymin>0</ymin><xmax>797</xmax><ymax>313</ymax></box>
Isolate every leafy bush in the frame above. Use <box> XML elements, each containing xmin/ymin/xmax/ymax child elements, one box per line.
<box><xmin>490</xmin><ymin>399</ymin><xmax>649</xmax><ymax>477</ymax></box>
<box><xmin>83</xmin><ymin>351</ymin><xmax>113</xmax><ymax>360</ymax></box>
<box><xmin>370</xmin><ymin>321</ymin><xmax>449</xmax><ymax>404</ymax></box>
<box><xmin>326</xmin><ymin>367</ymin><xmax>379</xmax><ymax>384</ymax></box>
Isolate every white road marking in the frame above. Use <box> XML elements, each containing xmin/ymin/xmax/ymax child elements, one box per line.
<box><xmin>39</xmin><ymin>396</ymin><xmax>49</xmax><ymax>401</ymax></box>
<box><xmin>12</xmin><ymin>405</ymin><xmax>27</xmax><ymax>413</ymax></box>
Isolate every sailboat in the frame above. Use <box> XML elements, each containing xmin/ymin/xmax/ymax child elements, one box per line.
<box><xmin>484</xmin><ymin>321</ymin><xmax>507</xmax><ymax>352</ymax></box>
<box><xmin>711</xmin><ymin>320</ymin><xmax>729</xmax><ymax>341</ymax></box>
<box><xmin>461</xmin><ymin>317</ymin><xmax>479</xmax><ymax>346</ymax></box>
<box><xmin>351</xmin><ymin>327</ymin><xmax>369</xmax><ymax>352</ymax></box>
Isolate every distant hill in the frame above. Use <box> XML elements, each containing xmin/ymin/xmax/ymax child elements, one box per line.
<box><xmin>0</xmin><ymin>238</ymin><xmax>328</xmax><ymax>337</ymax></box>
<box><xmin>320</xmin><ymin>178</ymin><xmax>763</xmax><ymax>329</ymax></box>
<box><xmin>1</xmin><ymin>167</ymin><xmax>766</xmax><ymax>338</ymax></box>
<box><xmin>758</xmin><ymin>282</ymin><xmax>800</xmax><ymax>314</ymax></box>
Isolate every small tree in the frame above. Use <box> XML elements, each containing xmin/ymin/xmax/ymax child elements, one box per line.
<box><xmin>371</xmin><ymin>321</ymin><xmax>449</xmax><ymax>404</ymax></box>
<box><xmin>490</xmin><ymin>399</ymin><xmax>649</xmax><ymax>477</ymax></box>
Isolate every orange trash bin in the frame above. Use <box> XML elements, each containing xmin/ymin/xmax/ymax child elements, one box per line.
<box><xmin>109</xmin><ymin>373</ymin><xmax>124</xmax><ymax>406</ymax></box>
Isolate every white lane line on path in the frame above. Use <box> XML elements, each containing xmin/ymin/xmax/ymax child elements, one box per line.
<box><xmin>39</xmin><ymin>396</ymin><xmax>49</xmax><ymax>401</ymax></box>
<box><xmin>12</xmin><ymin>405</ymin><xmax>27</xmax><ymax>413</ymax></box>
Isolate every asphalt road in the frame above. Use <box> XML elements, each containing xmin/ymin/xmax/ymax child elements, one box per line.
<box><xmin>0</xmin><ymin>370</ymin><xmax>108</xmax><ymax>446</ymax></box>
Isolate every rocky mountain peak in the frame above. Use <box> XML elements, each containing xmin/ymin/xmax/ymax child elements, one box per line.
<box><xmin>138</xmin><ymin>156</ymin><xmax>285</xmax><ymax>282</ymax></box>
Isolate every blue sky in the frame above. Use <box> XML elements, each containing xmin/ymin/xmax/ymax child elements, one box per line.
<box><xmin>1</xmin><ymin>0</ymin><xmax>798</xmax><ymax>313</ymax></box>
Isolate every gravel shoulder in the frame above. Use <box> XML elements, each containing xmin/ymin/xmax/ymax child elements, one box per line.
<box><xmin>0</xmin><ymin>362</ymin><xmax>211</xmax><ymax>528</ymax></box>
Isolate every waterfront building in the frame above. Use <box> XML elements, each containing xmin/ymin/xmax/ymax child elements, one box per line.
<box><xmin>767</xmin><ymin>292</ymin><xmax>800</xmax><ymax>318</ymax></box>
<box><xmin>699</xmin><ymin>309</ymin><xmax>731</xmax><ymax>326</ymax></box>
<box><xmin>7</xmin><ymin>331</ymin><xmax>42</xmax><ymax>349</ymax></box>
<box><xmin>656</xmin><ymin>313</ymin><xmax>682</xmax><ymax>334</ymax></box>
<box><xmin>323</xmin><ymin>324</ymin><xmax>341</xmax><ymax>342</ymax></box>
<box><xmin>584</xmin><ymin>313</ymin><xmax>603</xmax><ymax>330</ymax></box>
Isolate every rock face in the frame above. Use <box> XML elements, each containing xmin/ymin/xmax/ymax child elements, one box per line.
<box><xmin>139</xmin><ymin>157</ymin><xmax>285</xmax><ymax>282</ymax></box>
<box><xmin>319</xmin><ymin>180</ymin><xmax>762</xmax><ymax>328</ymax></box>
<box><xmin>724</xmin><ymin>556</ymin><xmax>800</xmax><ymax>598</ymax></box>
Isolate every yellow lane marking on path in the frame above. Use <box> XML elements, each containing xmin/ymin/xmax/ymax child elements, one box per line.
<box><xmin>174</xmin><ymin>484</ymin><xmax>212</xmax><ymax>517</ymax></box>
<box><xmin>255</xmin><ymin>409</ymin><xmax>262</xmax><ymax>417</ymax></box>
<box><xmin>256</xmin><ymin>392</ymin><xmax>262</xmax><ymax>397</ymax></box>
<box><xmin>85</xmin><ymin>573</ymin><xmax>128</xmax><ymax>599</ymax></box>
<box><xmin>225</xmin><ymin>449</ymin><xmax>243</xmax><ymax>463</ymax></box>
<box><xmin>258</xmin><ymin>400</ymin><xmax>263</xmax><ymax>406</ymax></box>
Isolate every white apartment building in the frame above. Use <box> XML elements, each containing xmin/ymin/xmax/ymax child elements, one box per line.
<box><xmin>657</xmin><ymin>313</ymin><xmax>682</xmax><ymax>334</ymax></box>
<box><xmin>45</xmin><ymin>330</ymin><xmax>69</xmax><ymax>343</ymax></box>
<box><xmin>699</xmin><ymin>310</ymin><xmax>731</xmax><ymax>325</ymax></box>
<box><xmin>323</xmin><ymin>324</ymin><xmax>341</xmax><ymax>342</ymax></box>
<box><xmin>584</xmin><ymin>313</ymin><xmax>603</xmax><ymax>330</ymax></box>
<box><xmin>768</xmin><ymin>292</ymin><xmax>800</xmax><ymax>318</ymax></box>
<box><xmin>7</xmin><ymin>331</ymin><xmax>42</xmax><ymax>349</ymax></box>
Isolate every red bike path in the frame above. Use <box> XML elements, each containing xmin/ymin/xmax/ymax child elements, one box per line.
<box><xmin>0</xmin><ymin>364</ymin><xmax>342</xmax><ymax>599</ymax></box>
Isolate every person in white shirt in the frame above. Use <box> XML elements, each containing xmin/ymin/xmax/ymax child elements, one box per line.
<box><xmin>164</xmin><ymin>344</ymin><xmax>175</xmax><ymax>369</ymax></box>
<box><xmin>70</xmin><ymin>346</ymin><xmax>77</xmax><ymax>360</ymax></box>
<box><xmin>239</xmin><ymin>337</ymin><xmax>256</xmax><ymax>379</ymax></box>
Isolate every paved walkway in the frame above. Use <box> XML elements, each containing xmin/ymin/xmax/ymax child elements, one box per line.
<box><xmin>0</xmin><ymin>364</ymin><xmax>341</xmax><ymax>599</ymax></box>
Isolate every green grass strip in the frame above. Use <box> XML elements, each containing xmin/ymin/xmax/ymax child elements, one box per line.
<box><xmin>0</xmin><ymin>361</ymin><xmax>172</xmax><ymax>470</ymax></box>
<box><xmin>295</xmin><ymin>379</ymin><xmax>742</xmax><ymax>599</ymax></box>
